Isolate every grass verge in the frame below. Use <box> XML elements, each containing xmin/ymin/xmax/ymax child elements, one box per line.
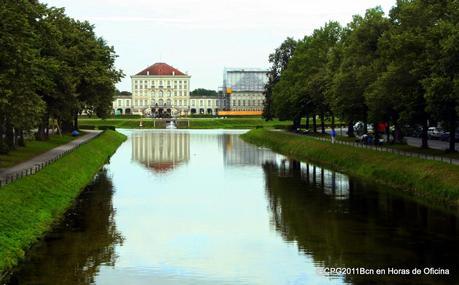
<box><xmin>241</xmin><ymin>128</ymin><xmax>459</xmax><ymax>204</ymax></box>
<box><xmin>79</xmin><ymin>118</ymin><xmax>292</xmax><ymax>129</ymax></box>
<box><xmin>78</xmin><ymin>118</ymin><xmax>339</xmax><ymax>129</ymax></box>
<box><xmin>0</xmin><ymin>130</ymin><xmax>126</xmax><ymax>275</ymax></box>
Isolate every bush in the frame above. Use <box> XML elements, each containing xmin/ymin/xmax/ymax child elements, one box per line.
<box><xmin>97</xmin><ymin>125</ymin><xmax>116</xmax><ymax>131</ymax></box>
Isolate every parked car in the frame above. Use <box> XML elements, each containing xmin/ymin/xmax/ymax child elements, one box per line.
<box><xmin>353</xmin><ymin>121</ymin><xmax>374</xmax><ymax>136</ymax></box>
<box><xmin>427</xmin><ymin>127</ymin><xmax>444</xmax><ymax>139</ymax></box>
<box><xmin>440</xmin><ymin>130</ymin><xmax>459</xmax><ymax>142</ymax></box>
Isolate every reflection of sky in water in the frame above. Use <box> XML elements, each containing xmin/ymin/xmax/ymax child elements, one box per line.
<box><xmin>10</xmin><ymin>129</ymin><xmax>458</xmax><ymax>284</ymax></box>
<box><xmin>97</xmin><ymin>129</ymin><xmax>342</xmax><ymax>285</ymax></box>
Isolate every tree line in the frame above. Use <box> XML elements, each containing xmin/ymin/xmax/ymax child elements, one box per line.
<box><xmin>0</xmin><ymin>0</ymin><xmax>123</xmax><ymax>154</ymax></box>
<box><xmin>263</xmin><ymin>0</ymin><xmax>458</xmax><ymax>151</ymax></box>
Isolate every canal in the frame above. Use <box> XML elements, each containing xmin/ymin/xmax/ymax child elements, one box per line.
<box><xmin>7</xmin><ymin>130</ymin><xmax>459</xmax><ymax>284</ymax></box>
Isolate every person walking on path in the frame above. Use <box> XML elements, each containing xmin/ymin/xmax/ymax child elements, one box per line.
<box><xmin>331</xmin><ymin>127</ymin><xmax>337</xmax><ymax>144</ymax></box>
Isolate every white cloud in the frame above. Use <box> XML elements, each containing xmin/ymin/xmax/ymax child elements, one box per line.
<box><xmin>43</xmin><ymin>0</ymin><xmax>397</xmax><ymax>91</ymax></box>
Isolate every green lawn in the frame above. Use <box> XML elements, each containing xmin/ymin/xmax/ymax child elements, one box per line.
<box><xmin>78</xmin><ymin>117</ymin><xmax>339</xmax><ymax>130</ymax></box>
<box><xmin>0</xmin><ymin>130</ymin><xmax>126</xmax><ymax>274</ymax></box>
<box><xmin>388</xmin><ymin>144</ymin><xmax>459</xmax><ymax>160</ymax></box>
<box><xmin>241</xmin><ymin>128</ymin><xmax>459</xmax><ymax>204</ymax></box>
<box><xmin>79</xmin><ymin>117</ymin><xmax>291</xmax><ymax>129</ymax></box>
<box><xmin>0</xmin><ymin>134</ymin><xmax>77</xmax><ymax>169</ymax></box>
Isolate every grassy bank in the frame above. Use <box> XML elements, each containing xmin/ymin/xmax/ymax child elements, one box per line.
<box><xmin>79</xmin><ymin>117</ymin><xmax>293</xmax><ymax>129</ymax></box>
<box><xmin>0</xmin><ymin>130</ymin><xmax>126</xmax><ymax>274</ymax></box>
<box><xmin>0</xmin><ymin>134</ymin><xmax>77</xmax><ymax>169</ymax></box>
<box><xmin>241</xmin><ymin>128</ymin><xmax>459</xmax><ymax>204</ymax></box>
<box><xmin>79</xmin><ymin>117</ymin><xmax>338</xmax><ymax>129</ymax></box>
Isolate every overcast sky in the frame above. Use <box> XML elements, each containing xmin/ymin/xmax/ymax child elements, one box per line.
<box><xmin>43</xmin><ymin>0</ymin><xmax>396</xmax><ymax>91</ymax></box>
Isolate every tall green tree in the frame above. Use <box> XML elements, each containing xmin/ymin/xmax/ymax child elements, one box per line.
<box><xmin>423</xmin><ymin>0</ymin><xmax>459</xmax><ymax>152</ymax></box>
<box><xmin>304</xmin><ymin>22</ymin><xmax>342</xmax><ymax>133</ymax></box>
<box><xmin>0</xmin><ymin>0</ymin><xmax>46</xmax><ymax>152</ymax></box>
<box><xmin>369</xmin><ymin>0</ymin><xmax>452</xmax><ymax>146</ymax></box>
<box><xmin>263</xmin><ymin>37</ymin><xmax>297</xmax><ymax>121</ymax></box>
<box><xmin>272</xmin><ymin>23</ymin><xmax>342</xmax><ymax>131</ymax></box>
<box><xmin>0</xmin><ymin>1</ymin><xmax>123</xmax><ymax>149</ymax></box>
<box><xmin>33</xmin><ymin>6</ymin><xmax>122</xmax><ymax>136</ymax></box>
<box><xmin>328</xmin><ymin>8</ymin><xmax>390</xmax><ymax>137</ymax></box>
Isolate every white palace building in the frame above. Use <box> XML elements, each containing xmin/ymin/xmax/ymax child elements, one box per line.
<box><xmin>131</xmin><ymin>62</ymin><xmax>191</xmax><ymax>117</ymax></box>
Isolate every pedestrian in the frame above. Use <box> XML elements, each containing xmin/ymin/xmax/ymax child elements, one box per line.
<box><xmin>331</xmin><ymin>127</ymin><xmax>337</xmax><ymax>144</ymax></box>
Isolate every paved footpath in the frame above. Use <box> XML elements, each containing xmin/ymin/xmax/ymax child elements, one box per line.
<box><xmin>0</xmin><ymin>130</ymin><xmax>102</xmax><ymax>184</ymax></box>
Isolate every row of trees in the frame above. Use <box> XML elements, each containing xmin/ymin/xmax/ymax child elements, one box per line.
<box><xmin>190</xmin><ymin>88</ymin><xmax>218</xmax><ymax>96</ymax></box>
<box><xmin>0</xmin><ymin>0</ymin><xmax>123</xmax><ymax>154</ymax></box>
<box><xmin>263</xmin><ymin>0</ymin><xmax>459</xmax><ymax>151</ymax></box>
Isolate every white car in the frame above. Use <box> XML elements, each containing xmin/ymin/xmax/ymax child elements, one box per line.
<box><xmin>427</xmin><ymin>127</ymin><xmax>443</xmax><ymax>139</ymax></box>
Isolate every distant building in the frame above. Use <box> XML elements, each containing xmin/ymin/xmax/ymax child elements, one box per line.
<box><xmin>113</xmin><ymin>94</ymin><xmax>132</xmax><ymax>115</ymax></box>
<box><xmin>131</xmin><ymin>62</ymin><xmax>191</xmax><ymax>117</ymax></box>
<box><xmin>222</xmin><ymin>68</ymin><xmax>268</xmax><ymax>113</ymax></box>
<box><xmin>189</xmin><ymin>94</ymin><xmax>224</xmax><ymax>115</ymax></box>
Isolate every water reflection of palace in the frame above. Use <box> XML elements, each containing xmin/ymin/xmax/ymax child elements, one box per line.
<box><xmin>131</xmin><ymin>131</ymin><xmax>190</xmax><ymax>172</ymax></box>
<box><xmin>274</xmin><ymin>160</ymin><xmax>350</xmax><ymax>200</ymax></box>
<box><xmin>221</xmin><ymin>134</ymin><xmax>278</xmax><ymax>166</ymax></box>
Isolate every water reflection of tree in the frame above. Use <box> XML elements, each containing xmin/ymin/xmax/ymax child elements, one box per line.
<box><xmin>263</xmin><ymin>160</ymin><xmax>459</xmax><ymax>284</ymax></box>
<box><xmin>8</xmin><ymin>168</ymin><xmax>123</xmax><ymax>285</ymax></box>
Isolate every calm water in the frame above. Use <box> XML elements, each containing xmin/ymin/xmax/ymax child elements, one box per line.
<box><xmin>7</xmin><ymin>130</ymin><xmax>459</xmax><ymax>285</ymax></box>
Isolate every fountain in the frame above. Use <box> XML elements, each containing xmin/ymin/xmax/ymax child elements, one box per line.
<box><xmin>166</xmin><ymin>120</ymin><xmax>177</xmax><ymax>129</ymax></box>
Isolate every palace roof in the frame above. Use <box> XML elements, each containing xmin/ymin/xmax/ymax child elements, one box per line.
<box><xmin>136</xmin><ymin>62</ymin><xmax>186</xmax><ymax>76</ymax></box>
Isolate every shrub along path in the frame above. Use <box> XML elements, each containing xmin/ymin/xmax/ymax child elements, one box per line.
<box><xmin>0</xmin><ymin>130</ymin><xmax>102</xmax><ymax>185</ymax></box>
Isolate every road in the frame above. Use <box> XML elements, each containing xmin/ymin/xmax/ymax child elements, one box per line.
<box><xmin>325</xmin><ymin>127</ymin><xmax>458</xmax><ymax>150</ymax></box>
<box><xmin>405</xmin><ymin>137</ymin><xmax>459</xmax><ymax>151</ymax></box>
